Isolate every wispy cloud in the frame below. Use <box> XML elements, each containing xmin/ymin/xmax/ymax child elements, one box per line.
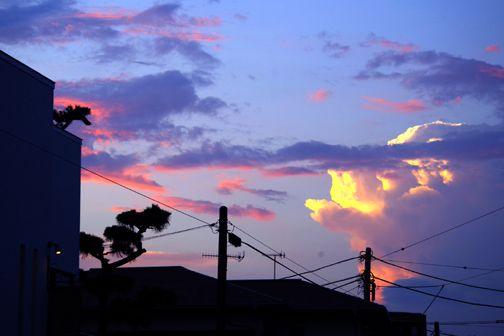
<box><xmin>362</xmin><ymin>33</ymin><xmax>419</xmax><ymax>53</ymax></box>
<box><xmin>216</xmin><ymin>177</ymin><xmax>288</xmax><ymax>202</ymax></box>
<box><xmin>361</xmin><ymin>96</ymin><xmax>429</xmax><ymax>113</ymax></box>
<box><xmin>308</xmin><ymin>89</ymin><xmax>333</xmax><ymax>103</ymax></box>
<box><xmin>356</xmin><ymin>50</ymin><xmax>504</xmax><ymax>118</ymax></box>
<box><xmin>153</xmin><ymin>196</ymin><xmax>276</xmax><ymax>221</ymax></box>
<box><xmin>55</xmin><ymin>70</ymin><xmax>227</xmax><ymax>143</ymax></box>
<box><xmin>81</xmin><ymin>151</ymin><xmax>166</xmax><ymax>194</ymax></box>
<box><xmin>484</xmin><ymin>45</ymin><xmax>501</xmax><ymax>53</ymax></box>
<box><xmin>317</xmin><ymin>31</ymin><xmax>350</xmax><ymax>58</ymax></box>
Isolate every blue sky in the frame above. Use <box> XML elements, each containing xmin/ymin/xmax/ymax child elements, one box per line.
<box><xmin>2</xmin><ymin>1</ymin><xmax>504</xmax><ymax>334</ymax></box>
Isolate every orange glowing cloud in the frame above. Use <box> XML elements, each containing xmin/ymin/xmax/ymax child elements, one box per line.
<box><xmin>361</xmin><ymin>96</ymin><xmax>428</xmax><ymax>113</ymax></box>
<box><xmin>453</xmin><ymin>96</ymin><xmax>461</xmax><ymax>104</ymax></box>
<box><xmin>308</xmin><ymin>89</ymin><xmax>333</xmax><ymax>103</ymax></box>
<box><xmin>485</xmin><ymin>45</ymin><xmax>501</xmax><ymax>53</ymax></box>
<box><xmin>387</xmin><ymin>121</ymin><xmax>462</xmax><ymax>145</ymax></box>
<box><xmin>359</xmin><ymin>263</ymin><xmax>416</xmax><ymax>303</ymax></box>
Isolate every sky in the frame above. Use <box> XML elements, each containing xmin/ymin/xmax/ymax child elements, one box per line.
<box><xmin>2</xmin><ymin>0</ymin><xmax>504</xmax><ymax>334</ymax></box>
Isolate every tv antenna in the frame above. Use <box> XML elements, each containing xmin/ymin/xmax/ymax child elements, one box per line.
<box><xmin>263</xmin><ymin>252</ymin><xmax>285</xmax><ymax>279</ymax></box>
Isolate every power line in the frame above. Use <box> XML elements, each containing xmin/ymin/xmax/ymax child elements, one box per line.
<box><xmin>240</xmin><ymin>240</ymin><xmax>367</xmax><ymax>304</ymax></box>
<box><xmin>383</xmin><ymin>259</ymin><xmax>504</xmax><ymax>272</ymax></box>
<box><xmin>142</xmin><ymin>224</ymin><xmax>215</xmax><ymax>241</ymax></box>
<box><xmin>320</xmin><ymin>274</ymin><xmax>361</xmax><ymax>287</ymax></box>
<box><xmin>281</xmin><ymin>256</ymin><xmax>360</xmax><ymax>280</ymax></box>
<box><xmin>232</xmin><ymin>225</ymin><xmax>334</xmax><ymax>285</ymax></box>
<box><xmin>374</xmin><ymin>257</ymin><xmax>504</xmax><ymax>293</ymax></box>
<box><xmin>423</xmin><ymin>285</ymin><xmax>444</xmax><ymax>314</ymax></box>
<box><xmin>241</xmin><ymin>240</ymin><xmax>320</xmax><ymax>287</ymax></box>
<box><xmin>428</xmin><ymin>320</ymin><xmax>504</xmax><ymax>325</ymax></box>
<box><xmin>380</xmin><ymin>205</ymin><xmax>504</xmax><ymax>258</ymax></box>
<box><xmin>332</xmin><ymin>278</ymin><xmax>361</xmax><ymax>290</ymax></box>
<box><xmin>7</xmin><ymin>126</ymin><xmax>363</xmax><ymax>292</ymax></box>
<box><xmin>426</xmin><ymin>329</ymin><xmax>458</xmax><ymax>336</ymax></box>
<box><xmin>0</xmin><ymin>127</ymin><xmax>214</xmax><ymax>227</ymax></box>
<box><xmin>374</xmin><ymin>276</ymin><xmax>504</xmax><ymax>309</ymax></box>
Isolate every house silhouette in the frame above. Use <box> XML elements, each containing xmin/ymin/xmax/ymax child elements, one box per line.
<box><xmin>81</xmin><ymin>266</ymin><xmax>426</xmax><ymax>336</ymax></box>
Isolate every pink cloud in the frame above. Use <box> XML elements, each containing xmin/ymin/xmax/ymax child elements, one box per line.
<box><xmin>361</xmin><ymin>96</ymin><xmax>429</xmax><ymax>113</ymax></box>
<box><xmin>216</xmin><ymin>178</ymin><xmax>288</xmax><ymax>202</ymax></box>
<box><xmin>81</xmin><ymin>146</ymin><xmax>98</xmax><ymax>156</ymax></box>
<box><xmin>154</xmin><ymin>196</ymin><xmax>276</xmax><ymax>221</ymax></box>
<box><xmin>485</xmin><ymin>45</ymin><xmax>501</xmax><ymax>53</ymax></box>
<box><xmin>308</xmin><ymin>90</ymin><xmax>333</xmax><ymax>103</ymax></box>
<box><xmin>365</xmin><ymin>35</ymin><xmax>419</xmax><ymax>53</ymax></box>
<box><xmin>192</xmin><ymin>17</ymin><xmax>222</xmax><ymax>27</ymax></box>
<box><xmin>73</xmin><ymin>13</ymin><xmax>131</xmax><ymax>19</ymax></box>
<box><xmin>479</xmin><ymin>66</ymin><xmax>504</xmax><ymax>79</ymax></box>
<box><xmin>81</xmin><ymin>161</ymin><xmax>167</xmax><ymax>194</ymax></box>
<box><xmin>123</xmin><ymin>27</ymin><xmax>225</xmax><ymax>42</ymax></box>
<box><xmin>234</xmin><ymin>14</ymin><xmax>248</xmax><ymax>21</ymax></box>
<box><xmin>378</xmin><ymin>40</ymin><xmax>419</xmax><ymax>53</ymax></box>
<box><xmin>108</xmin><ymin>206</ymin><xmax>135</xmax><ymax>212</ymax></box>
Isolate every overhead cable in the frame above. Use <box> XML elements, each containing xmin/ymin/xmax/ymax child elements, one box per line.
<box><xmin>427</xmin><ymin>320</ymin><xmax>504</xmax><ymax>325</ymax></box>
<box><xmin>232</xmin><ymin>225</ymin><xmax>333</xmax><ymax>285</ymax></box>
<box><xmin>380</xmin><ymin>205</ymin><xmax>504</xmax><ymax>258</ymax></box>
<box><xmin>142</xmin><ymin>224</ymin><xmax>215</xmax><ymax>241</ymax></box>
<box><xmin>374</xmin><ymin>257</ymin><xmax>504</xmax><ymax>293</ymax></box>
<box><xmin>374</xmin><ymin>276</ymin><xmax>504</xmax><ymax>309</ymax></box>
<box><xmin>423</xmin><ymin>285</ymin><xmax>444</xmax><ymax>314</ymax></box>
<box><xmin>241</xmin><ymin>241</ymin><xmax>321</xmax><ymax>287</ymax></box>
<box><xmin>281</xmin><ymin>256</ymin><xmax>360</xmax><ymax>280</ymax></box>
<box><xmin>383</xmin><ymin>259</ymin><xmax>504</xmax><ymax>272</ymax></box>
<box><xmin>320</xmin><ymin>274</ymin><xmax>361</xmax><ymax>287</ymax></box>
<box><xmin>0</xmin><ymin>127</ymin><xmax>213</xmax><ymax>226</ymax></box>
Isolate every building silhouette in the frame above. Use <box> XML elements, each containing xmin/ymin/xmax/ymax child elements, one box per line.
<box><xmin>0</xmin><ymin>50</ymin><xmax>82</xmax><ymax>336</ymax></box>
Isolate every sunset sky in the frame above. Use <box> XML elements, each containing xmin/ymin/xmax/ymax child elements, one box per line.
<box><xmin>2</xmin><ymin>0</ymin><xmax>504</xmax><ymax>334</ymax></box>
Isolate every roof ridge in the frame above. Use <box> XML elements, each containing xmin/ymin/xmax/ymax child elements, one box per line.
<box><xmin>227</xmin><ymin>282</ymin><xmax>284</xmax><ymax>302</ymax></box>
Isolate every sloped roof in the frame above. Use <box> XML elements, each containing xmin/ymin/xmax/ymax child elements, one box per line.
<box><xmin>229</xmin><ymin>279</ymin><xmax>381</xmax><ymax>310</ymax></box>
<box><xmin>82</xmin><ymin>266</ymin><xmax>281</xmax><ymax>309</ymax></box>
<box><xmin>0</xmin><ymin>49</ymin><xmax>54</xmax><ymax>87</ymax></box>
<box><xmin>82</xmin><ymin>266</ymin><xmax>387</xmax><ymax>316</ymax></box>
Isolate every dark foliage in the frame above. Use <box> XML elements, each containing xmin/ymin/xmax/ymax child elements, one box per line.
<box><xmin>116</xmin><ymin>204</ymin><xmax>170</xmax><ymax>233</ymax></box>
<box><xmin>53</xmin><ymin>105</ymin><xmax>92</xmax><ymax>129</ymax></box>
<box><xmin>79</xmin><ymin>232</ymin><xmax>105</xmax><ymax>258</ymax></box>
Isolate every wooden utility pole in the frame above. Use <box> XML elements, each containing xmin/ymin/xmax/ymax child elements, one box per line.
<box><xmin>217</xmin><ymin>206</ymin><xmax>228</xmax><ymax>335</ymax></box>
<box><xmin>364</xmin><ymin>247</ymin><xmax>372</xmax><ymax>302</ymax></box>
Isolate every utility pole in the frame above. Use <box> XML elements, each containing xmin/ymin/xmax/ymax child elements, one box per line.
<box><xmin>217</xmin><ymin>206</ymin><xmax>228</xmax><ymax>336</ymax></box>
<box><xmin>434</xmin><ymin>322</ymin><xmax>439</xmax><ymax>336</ymax></box>
<box><xmin>364</xmin><ymin>247</ymin><xmax>372</xmax><ymax>302</ymax></box>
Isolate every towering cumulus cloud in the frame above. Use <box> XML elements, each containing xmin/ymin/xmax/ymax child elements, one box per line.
<box><xmin>305</xmin><ymin>121</ymin><xmax>504</xmax><ymax>301</ymax></box>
